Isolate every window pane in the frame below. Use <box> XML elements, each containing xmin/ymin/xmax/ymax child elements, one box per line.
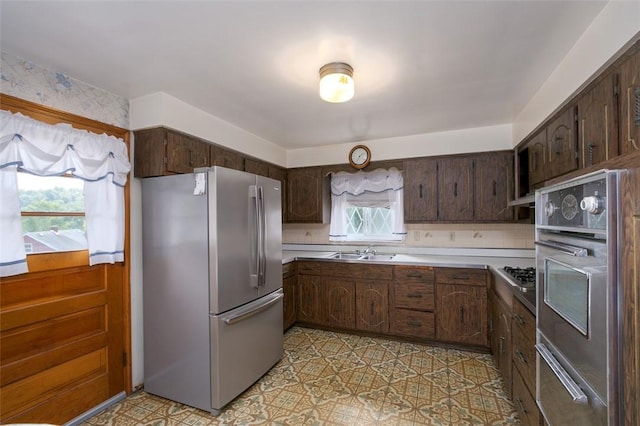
<box><xmin>17</xmin><ymin>173</ymin><xmax>84</xmax><ymax>212</ymax></box>
<box><xmin>16</xmin><ymin>173</ymin><xmax>87</xmax><ymax>254</ymax></box>
<box><xmin>21</xmin><ymin>217</ymin><xmax>88</xmax><ymax>254</ymax></box>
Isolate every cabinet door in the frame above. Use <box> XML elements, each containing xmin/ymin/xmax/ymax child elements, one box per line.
<box><xmin>244</xmin><ymin>158</ymin><xmax>270</xmax><ymax>177</ymax></box>
<box><xmin>323</xmin><ymin>278</ymin><xmax>355</xmax><ymax>329</ymax></box>
<box><xmin>355</xmin><ymin>281</ymin><xmax>389</xmax><ymax>333</ymax></box>
<box><xmin>286</xmin><ymin>167</ymin><xmax>327</xmax><ymax>223</ymax></box>
<box><xmin>436</xmin><ymin>284</ymin><xmax>488</xmax><ymax>346</ymax></box>
<box><xmin>474</xmin><ymin>152</ymin><xmax>514</xmax><ymax>222</ymax></box>
<box><xmin>283</xmin><ymin>274</ymin><xmax>296</xmax><ymax>330</ymax></box>
<box><xmin>297</xmin><ymin>275</ymin><xmax>322</xmax><ymax>324</ymax></box>
<box><xmin>527</xmin><ymin>130</ymin><xmax>547</xmax><ymax>186</ymax></box>
<box><xmin>578</xmin><ymin>72</ymin><xmax>618</xmax><ymax>168</ymax></box>
<box><xmin>437</xmin><ymin>157</ymin><xmax>474</xmax><ymax>221</ymax></box>
<box><xmin>403</xmin><ymin>158</ymin><xmax>437</xmax><ymax>222</ymax></box>
<box><xmin>166</xmin><ymin>131</ymin><xmax>209</xmax><ymax>174</ymax></box>
<box><xmin>546</xmin><ymin>107</ymin><xmax>578</xmax><ymax>178</ymax></box>
<box><xmin>211</xmin><ymin>146</ymin><xmax>243</xmax><ymax>170</ymax></box>
<box><xmin>618</xmin><ymin>46</ymin><xmax>640</xmax><ymax>156</ymax></box>
<box><xmin>495</xmin><ymin>295</ymin><xmax>512</xmax><ymax>396</ymax></box>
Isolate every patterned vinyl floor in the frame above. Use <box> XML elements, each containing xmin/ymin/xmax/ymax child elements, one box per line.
<box><xmin>82</xmin><ymin>326</ymin><xmax>520</xmax><ymax>425</ymax></box>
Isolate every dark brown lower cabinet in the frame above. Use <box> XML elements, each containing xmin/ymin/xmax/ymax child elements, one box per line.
<box><xmin>297</xmin><ymin>274</ymin><xmax>322</xmax><ymax>324</ymax></box>
<box><xmin>435</xmin><ymin>268</ymin><xmax>488</xmax><ymax>347</ymax></box>
<box><xmin>489</xmin><ymin>289</ymin><xmax>512</xmax><ymax>396</ymax></box>
<box><xmin>323</xmin><ymin>278</ymin><xmax>356</xmax><ymax>329</ymax></box>
<box><xmin>282</xmin><ymin>263</ymin><xmax>297</xmax><ymax>330</ymax></box>
<box><xmin>355</xmin><ymin>281</ymin><xmax>389</xmax><ymax>333</ymax></box>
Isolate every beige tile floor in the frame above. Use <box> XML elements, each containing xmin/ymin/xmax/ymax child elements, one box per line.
<box><xmin>83</xmin><ymin>327</ymin><xmax>519</xmax><ymax>425</ymax></box>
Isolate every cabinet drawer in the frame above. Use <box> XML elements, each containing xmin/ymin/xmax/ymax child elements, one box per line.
<box><xmin>394</xmin><ymin>283</ymin><xmax>434</xmax><ymax>311</ymax></box>
<box><xmin>435</xmin><ymin>268</ymin><xmax>487</xmax><ymax>286</ymax></box>
<box><xmin>282</xmin><ymin>262</ymin><xmax>297</xmax><ymax>278</ymax></box>
<box><xmin>394</xmin><ymin>265</ymin><xmax>435</xmax><ymax>282</ymax></box>
<box><xmin>391</xmin><ymin>309</ymin><xmax>435</xmax><ymax>339</ymax></box>
<box><xmin>512</xmin><ymin>324</ymin><xmax>536</xmax><ymax>394</ymax></box>
<box><xmin>512</xmin><ymin>368</ymin><xmax>542</xmax><ymax>426</ymax></box>
<box><xmin>512</xmin><ymin>298</ymin><xmax>535</xmax><ymax>337</ymax></box>
<box><xmin>324</xmin><ymin>263</ymin><xmax>393</xmax><ymax>280</ymax></box>
<box><xmin>297</xmin><ymin>261</ymin><xmax>323</xmax><ymax>275</ymax></box>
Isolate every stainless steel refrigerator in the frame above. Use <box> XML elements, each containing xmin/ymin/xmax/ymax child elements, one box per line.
<box><xmin>141</xmin><ymin>166</ymin><xmax>283</xmax><ymax>415</ymax></box>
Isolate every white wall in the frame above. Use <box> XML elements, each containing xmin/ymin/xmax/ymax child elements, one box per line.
<box><xmin>513</xmin><ymin>0</ymin><xmax>640</xmax><ymax>144</ymax></box>
<box><xmin>287</xmin><ymin>124</ymin><xmax>513</xmax><ymax>168</ymax></box>
<box><xmin>130</xmin><ymin>92</ymin><xmax>287</xmax><ymax>167</ymax></box>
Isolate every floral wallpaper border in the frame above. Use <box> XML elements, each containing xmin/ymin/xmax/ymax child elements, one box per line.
<box><xmin>1</xmin><ymin>51</ymin><xmax>129</xmax><ymax>129</ymax></box>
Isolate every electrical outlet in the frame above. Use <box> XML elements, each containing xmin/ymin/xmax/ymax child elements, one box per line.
<box><xmin>414</xmin><ymin>230</ymin><xmax>420</xmax><ymax>241</ymax></box>
<box><xmin>449</xmin><ymin>231</ymin><xmax>455</xmax><ymax>241</ymax></box>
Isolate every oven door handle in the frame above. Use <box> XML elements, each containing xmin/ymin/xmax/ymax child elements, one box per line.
<box><xmin>534</xmin><ymin>240</ymin><xmax>588</xmax><ymax>257</ymax></box>
<box><xmin>536</xmin><ymin>343</ymin><xmax>588</xmax><ymax>404</ymax></box>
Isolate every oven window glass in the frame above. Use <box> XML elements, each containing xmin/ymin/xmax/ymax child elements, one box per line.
<box><xmin>544</xmin><ymin>259</ymin><xmax>590</xmax><ymax>335</ymax></box>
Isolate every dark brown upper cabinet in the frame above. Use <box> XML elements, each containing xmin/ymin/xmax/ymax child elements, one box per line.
<box><xmin>403</xmin><ymin>157</ymin><xmax>438</xmax><ymax>222</ymax></box>
<box><xmin>134</xmin><ymin>127</ymin><xmax>210</xmax><ymax>178</ymax></box>
<box><xmin>546</xmin><ymin>106</ymin><xmax>579</xmax><ymax>179</ymax></box>
<box><xmin>286</xmin><ymin>167</ymin><xmax>330</xmax><ymax>223</ymax></box>
<box><xmin>526</xmin><ymin>129</ymin><xmax>547</xmax><ymax>187</ymax></box>
<box><xmin>474</xmin><ymin>152</ymin><xmax>514</xmax><ymax>222</ymax></box>
<box><xmin>618</xmin><ymin>45</ymin><xmax>640</xmax><ymax>156</ymax></box>
<box><xmin>437</xmin><ymin>157</ymin><xmax>474</xmax><ymax>222</ymax></box>
<box><xmin>577</xmin><ymin>72</ymin><xmax>619</xmax><ymax>168</ymax></box>
<box><xmin>210</xmin><ymin>145</ymin><xmax>243</xmax><ymax>171</ymax></box>
<box><xmin>244</xmin><ymin>157</ymin><xmax>270</xmax><ymax>177</ymax></box>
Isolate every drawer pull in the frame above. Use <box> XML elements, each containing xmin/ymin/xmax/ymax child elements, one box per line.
<box><xmin>515</xmin><ymin>349</ymin><xmax>527</xmax><ymax>365</ymax></box>
<box><xmin>407</xmin><ymin>321</ymin><xmax>422</xmax><ymax>327</ymax></box>
<box><xmin>499</xmin><ymin>336</ymin><xmax>505</xmax><ymax>354</ymax></box>
<box><xmin>452</xmin><ymin>275</ymin><xmax>470</xmax><ymax>280</ymax></box>
<box><xmin>513</xmin><ymin>313</ymin><xmax>526</xmax><ymax>326</ymax></box>
<box><xmin>515</xmin><ymin>397</ymin><xmax>528</xmax><ymax>414</ymax></box>
<box><xmin>406</xmin><ymin>293</ymin><xmax>423</xmax><ymax>299</ymax></box>
<box><xmin>536</xmin><ymin>343</ymin><xmax>588</xmax><ymax>404</ymax></box>
<box><xmin>406</xmin><ymin>272</ymin><xmax>424</xmax><ymax>278</ymax></box>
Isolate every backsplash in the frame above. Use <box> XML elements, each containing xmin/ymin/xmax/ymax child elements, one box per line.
<box><xmin>283</xmin><ymin>223</ymin><xmax>535</xmax><ymax>249</ymax></box>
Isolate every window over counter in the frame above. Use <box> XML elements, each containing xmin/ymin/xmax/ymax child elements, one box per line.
<box><xmin>329</xmin><ymin>168</ymin><xmax>406</xmax><ymax>242</ymax></box>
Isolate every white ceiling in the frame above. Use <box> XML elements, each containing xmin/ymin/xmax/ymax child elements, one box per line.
<box><xmin>0</xmin><ymin>1</ymin><xmax>607</xmax><ymax>149</ymax></box>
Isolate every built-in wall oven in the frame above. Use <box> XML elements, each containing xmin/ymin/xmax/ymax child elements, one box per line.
<box><xmin>535</xmin><ymin>169</ymin><xmax>622</xmax><ymax>425</ymax></box>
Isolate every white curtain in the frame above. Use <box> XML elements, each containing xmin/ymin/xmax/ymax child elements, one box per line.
<box><xmin>329</xmin><ymin>167</ymin><xmax>406</xmax><ymax>241</ymax></box>
<box><xmin>0</xmin><ymin>111</ymin><xmax>131</xmax><ymax>277</ymax></box>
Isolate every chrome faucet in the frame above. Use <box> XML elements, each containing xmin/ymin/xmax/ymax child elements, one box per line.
<box><xmin>363</xmin><ymin>245</ymin><xmax>376</xmax><ymax>255</ymax></box>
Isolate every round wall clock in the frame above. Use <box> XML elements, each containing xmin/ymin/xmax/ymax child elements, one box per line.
<box><xmin>348</xmin><ymin>145</ymin><xmax>371</xmax><ymax>169</ymax></box>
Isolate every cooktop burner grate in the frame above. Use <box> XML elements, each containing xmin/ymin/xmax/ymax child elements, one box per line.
<box><xmin>503</xmin><ymin>266</ymin><xmax>536</xmax><ymax>291</ymax></box>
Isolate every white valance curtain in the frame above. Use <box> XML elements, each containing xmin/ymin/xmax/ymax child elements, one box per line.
<box><xmin>329</xmin><ymin>167</ymin><xmax>406</xmax><ymax>241</ymax></box>
<box><xmin>0</xmin><ymin>110</ymin><xmax>131</xmax><ymax>277</ymax></box>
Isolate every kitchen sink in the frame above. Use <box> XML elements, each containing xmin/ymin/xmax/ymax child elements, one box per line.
<box><xmin>331</xmin><ymin>252</ymin><xmax>366</xmax><ymax>260</ymax></box>
<box><xmin>331</xmin><ymin>252</ymin><xmax>396</xmax><ymax>261</ymax></box>
<box><xmin>361</xmin><ymin>254</ymin><xmax>396</xmax><ymax>261</ymax></box>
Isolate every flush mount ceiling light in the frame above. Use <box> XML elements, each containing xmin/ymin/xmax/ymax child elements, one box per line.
<box><xmin>319</xmin><ymin>62</ymin><xmax>354</xmax><ymax>103</ymax></box>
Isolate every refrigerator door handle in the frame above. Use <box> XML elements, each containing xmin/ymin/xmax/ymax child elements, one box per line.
<box><xmin>257</xmin><ymin>186</ymin><xmax>266</xmax><ymax>287</ymax></box>
<box><xmin>223</xmin><ymin>291</ymin><xmax>283</xmax><ymax>325</ymax></box>
<box><xmin>249</xmin><ymin>185</ymin><xmax>260</xmax><ymax>289</ymax></box>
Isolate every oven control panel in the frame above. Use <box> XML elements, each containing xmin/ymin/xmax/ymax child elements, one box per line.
<box><xmin>537</xmin><ymin>171</ymin><xmax>612</xmax><ymax>231</ymax></box>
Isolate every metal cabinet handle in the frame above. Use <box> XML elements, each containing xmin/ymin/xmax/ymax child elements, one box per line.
<box><xmin>419</xmin><ymin>184</ymin><xmax>423</xmax><ymax>198</ymax></box>
<box><xmin>513</xmin><ymin>313</ymin><xmax>525</xmax><ymax>326</ymax></box>
<box><xmin>499</xmin><ymin>336</ymin><xmax>505</xmax><ymax>354</ymax></box>
<box><xmin>536</xmin><ymin>343</ymin><xmax>588</xmax><ymax>404</ymax></box>
<box><xmin>515</xmin><ymin>397</ymin><xmax>528</xmax><ymax>414</ymax></box>
<box><xmin>406</xmin><ymin>272</ymin><xmax>424</xmax><ymax>278</ymax></box>
<box><xmin>454</xmin><ymin>182</ymin><xmax>458</xmax><ymax>197</ymax></box>
<box><xmin>492</xmin><ymin>180</ymin><xmax>497</xmax><ymax>196</ymax></box>
<box><xmin>406</xmin><ymin>293</ymin><xmax>423</xmax><ymax>299</ymax></box>
<box><xmin>515</xmin><ymin>349</ymin><xmax>527</xmax><ymax>364</ymax></box>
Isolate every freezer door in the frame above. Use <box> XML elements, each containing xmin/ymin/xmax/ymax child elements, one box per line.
<box><xmin>210</xmin><ymin>289</ymin><xmax>284</xmax><ymax>411</ymax></box>
<box><xmin>208</xmin><ymin>167</ymin><xmax>261</xmax><ymax>314</ymax></box>
<box><xmin>258</xmin><ymin>175</ymin><xmax>283</xmax><ymax>297</ymax></box>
